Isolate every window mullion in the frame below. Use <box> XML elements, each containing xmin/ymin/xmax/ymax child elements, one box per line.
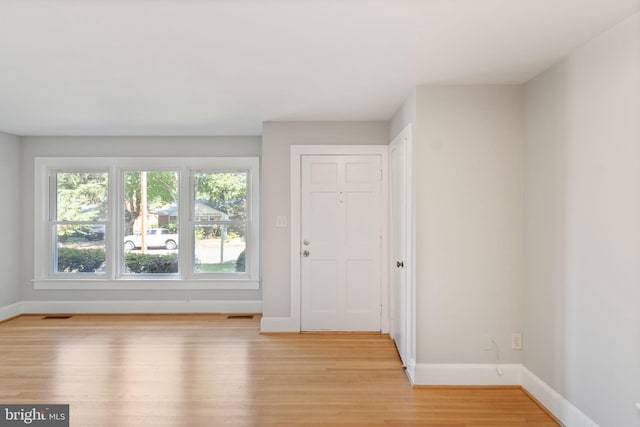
<box><xmin>180</xmin><ymin>166</ymin><xmax>192</xmax><ymax>279</ymax></box>
<box><xmin>110</xmin><ymin>165</ymin><xmax>120</xmax><ymax>280</ymax></box>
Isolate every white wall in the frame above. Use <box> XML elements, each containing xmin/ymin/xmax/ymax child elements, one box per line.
<box><xmin>261</xmin><ymin>122</ymin><xmax>389</xmax><ymax>319</ymax></box>
<box><xmin>0</xmin><ymin>132</ymin><xmax>21</xmax><ymax>310</ymax></box>
<box><xmin>390</xmin><ymin>90</ymin><xmax>416</xmax><ymax>140</ymax></box>
<box><xmin>414</xmin><ymin>85</ymin><xmax>524</xmax><ymax>365</ymax></box>
<box><xmin>19</xmin><ymin>136</ymin><xmax>263</xmax><ymax>309</ymax></box>
<box><xmin>524</xmin><ymin>12</ymin><xmax>640</xmax><ymax>427</ymax></box>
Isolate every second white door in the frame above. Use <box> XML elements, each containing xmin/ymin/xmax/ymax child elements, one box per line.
<box><xmin>390</xmin><ymin>133</ymin><xmax>410</xmax><ymax>366</ymax></box>
<box><xmin>301</xmin><ymin>155</ymin><xmax>382</xmax><ymax>331</ymax></box>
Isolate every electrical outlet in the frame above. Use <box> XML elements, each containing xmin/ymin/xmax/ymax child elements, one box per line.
<box><xmin>511</xmin><ymin>333</ymin><xmax>522</xmax><ymax>350</ymax></box>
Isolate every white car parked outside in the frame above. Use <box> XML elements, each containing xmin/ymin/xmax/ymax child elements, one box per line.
<box><xmin>124</xmin><ymin>228</ymin><xmax>179</xmax><ymax>250</ymax></box>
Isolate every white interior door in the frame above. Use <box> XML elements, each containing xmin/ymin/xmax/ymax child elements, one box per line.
<box><xmin>301</xmin><ymin>155</ymin><xmax>382</xmax><ymax>331</ymax></box>
<box><xmin>390</xmin><ymin>139</ymin><xmax>408</xmax><ymax>365</ymax></box>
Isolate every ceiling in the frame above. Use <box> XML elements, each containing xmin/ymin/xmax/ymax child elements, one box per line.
<box><xmin>0</xmin><ymin>0</ymin><xmax>638</xmax><ymax>136</ymax></box>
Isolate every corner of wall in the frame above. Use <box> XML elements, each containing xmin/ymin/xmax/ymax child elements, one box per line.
<box><xmin>0</xmin><ymin>302</ymin><xmax>23</xmax><ymax>322</ymax></box>
<box><xmin>521</xmin><ymin>366</ymin><xmax>601</xmax><ymax>427</ymax></box>
<box><xmin>408</xmin><ymin>363</ymin><xmax>601</xmax><ymax>426</ymax></box>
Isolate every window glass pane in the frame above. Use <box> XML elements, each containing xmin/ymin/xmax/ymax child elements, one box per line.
<box><xmin>194</xmin><ymin>172</ymin><xmax>247</xmax><ymax>221</ymax></box>
<box><xmin>55</xmin><ymin>224</ymin><xmax>106</xmax><ymax>274</ymax></box>
<box><xmin>194</xmin><ymin>224</ymin><xmax>246</xmax><ymax>273</ymax></box>
<box><xmin>123</xmin><ymin>171</ymin><xmax>179</xmax><ymax>275</ymax></box>
<box><xmin>56</xmin><ymin>172</ymin><xmax>108</xmax><ymax>221</ymax></box>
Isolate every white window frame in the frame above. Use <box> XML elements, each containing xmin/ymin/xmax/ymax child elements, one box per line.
<box><xmin>34</xmin><ymin>157</ymin><xmax>260</xmax><ymax>290</ymax></box>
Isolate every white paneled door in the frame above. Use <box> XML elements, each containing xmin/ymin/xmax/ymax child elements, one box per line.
<box><xmin>300</xmin><ymin>155</ymin><xmax>382</xmax><ymax>331</ymax></box>
<box><xmin>390</xmin><ymin>135</ymin><xmax>409</xmax><ymax>366</ymax></box>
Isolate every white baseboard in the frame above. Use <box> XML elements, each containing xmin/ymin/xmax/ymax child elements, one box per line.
<box><xmin>260</xmin><ymin>316</ymin><xmax>299</xmax><ymax>332</ymax></box>
<box><xmin>521</xmin><ymin>367</ymin><xmax>598</xmax><ymax>427</ymax></box>
<box><xmin>0</xmin><ymin>302</ymin><xmax>23</xmax><ymax>322</ymax></box>
<box><xmin>407</xmin><ymin>363</ymin><xmax>598</xmax><ymax>427</ymax></box>
<box><xmin>412</xmin><ymin>363</ymin><xmax>522</xmax><ymax>386</ymax></box>
<box><xmin>21</xmin><ymin>300</ymin><xmax>262</xmax><ymax>314</ymax></box>
<box><xmin>410</xmin><ymin>364</ymin><xmax>600</xmax><ymax>426</ymax></box>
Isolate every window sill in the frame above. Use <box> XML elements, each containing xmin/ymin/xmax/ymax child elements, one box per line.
<box><xmin>33</xmin><ymin>279</ymin><xmax>260</xmax><ymax>291</ymax></box>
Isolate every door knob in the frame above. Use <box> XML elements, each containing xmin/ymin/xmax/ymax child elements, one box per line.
<box><xmin>303</xmin><ymin>250</ymin><xmax>310</xmax><ymax>257</ymax></box>
<box><xmin>396</xmin><ymin>261</ymin><xmax>404</xmax><ymax>268</ymax></box>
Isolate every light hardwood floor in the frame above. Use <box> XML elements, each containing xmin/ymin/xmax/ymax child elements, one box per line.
<box><xmin>0</xmin><ymin>314</ymin><xmax>558</xmax><ymax>426</ymax></box>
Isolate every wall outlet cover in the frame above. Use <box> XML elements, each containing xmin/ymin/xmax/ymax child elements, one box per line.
<box><xmin>511</xmin><ymin>333</ymin><xmax>522</xmax><ymax>350</ymax></box>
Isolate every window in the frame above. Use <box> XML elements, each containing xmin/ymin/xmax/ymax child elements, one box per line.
<box><xmin>53</xmin><ymin>171</ymin><xmax>108</xmax><ymax>275</ymax></box>
<box><xmin>123</xmin><ymin>170</ymin><xmax>180</xmax><ymax>275</ymax></box>
<box><xmin>34</xmin><ymin>157</ymin><xmax>260</xmax><ymax>290</ymax></box>
<box><xmin>192</xmin><ymin>171</ymin><xmax>250</xmax><ymax>276</ymax></box>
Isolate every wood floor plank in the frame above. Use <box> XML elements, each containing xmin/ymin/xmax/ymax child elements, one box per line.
<box><xmin>0</xmin><ymin>314</ymin><xmax>559</xmax><ymax>426</ymax></box>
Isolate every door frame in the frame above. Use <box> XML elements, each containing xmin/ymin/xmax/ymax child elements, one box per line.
<box><xmin>389</xmin><ymin>124</ymin><xmax>416</xmax><ymax>374</ymax></box>
<box><xmin>290</xmin><ymin>145</ymin><xmax>389</xmax><ymax>333</ymax></box>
